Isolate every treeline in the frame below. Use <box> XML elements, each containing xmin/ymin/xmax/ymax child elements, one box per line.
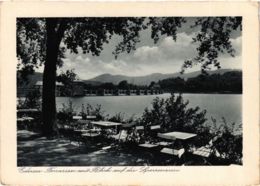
<box><xmin>83</xmin><ymin>80</ymin><xmax>150</xmax><ymax>90</ymax></box>
<box><xmin>158</xmin><ymin>71</ymin><xmax>242</xmax><ymax>93</ymax></box>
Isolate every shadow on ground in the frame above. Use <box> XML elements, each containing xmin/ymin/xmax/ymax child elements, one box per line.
<box><xmin>17</xmin><ymin>130</ymin><xmax>156</xmax><ymax>166</ymax></box>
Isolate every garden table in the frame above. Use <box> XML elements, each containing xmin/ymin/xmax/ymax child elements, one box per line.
<box><xmin>157</xmin><ymin>131</ymin><xmax>197</xmax><ymax>141</ymax></box>
<box><xmin>22</xmin><ymin>116</ymin><xmax>34</xmax><ymax>121</ymax></box>
<box><xmin>17</xmin><ymin>109</ymin><xmax>39</xmax><ymax>113</ymax></box>
<box><xmin>91</xmin><ymin>121</ymin><xmax>123</xmax><ymax>137</ymax></box>
<box><xmin>91</xmin><ymin>121</ymin><xmax>122</xmax><ymax>127</ymax></box>
<box><xmin>157</xmin><ymin>131</ymin><xmax>197</xmax><ymax>159</ymax></box>
<box><xmin>17</xmin><ymin>117</ymin><xmax>34</xmax><ymax>123</ymax></box>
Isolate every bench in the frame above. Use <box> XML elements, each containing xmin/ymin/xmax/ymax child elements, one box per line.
<box><xmin>160</xmin><ymin>147</ymin><xmax>185</xmax><ymax>158</ymax></box>
<box><xmin>73</xmin><ymin>116</ymin><xmax>83</xmax><ymax>120</ymax></box>
<box><xmin>138</xmin><ymin>143</ymin><xmax>159</xmax><ymax>148</ymax></box>
<box><xmin>81</xmin><ymin>132</ymin><xmax>100</xmax><ymax>137</ymax></box>
<box><xmin>155</xmin><ymin>141</ymin><xmax>172</xmax><ymax>146</ymax></box>
<box><xmin>17</xmin><ymin>117</ymin><xmax>35</xmax><ymax>129</ymax></box>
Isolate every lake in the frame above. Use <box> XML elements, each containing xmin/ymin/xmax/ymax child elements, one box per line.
<box><xmin>56</xmin><ymin>93</ymin><xmax>242</xmax><ymax>126</ymax></box>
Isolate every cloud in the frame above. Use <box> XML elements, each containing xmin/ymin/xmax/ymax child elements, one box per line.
<box><xmin>133</xmin><ymin>46</ymin><xmax>161</xmax><ymax>62</ymax></box>
<box><xmin>231</xmin><ymin>36</ymin><xmax>242</xmax><ymax>56</ymax></box>
<box><xmin>131</xmin><ymin>33</ymin><xmax>197</xmax><ymax>65</ymax></box>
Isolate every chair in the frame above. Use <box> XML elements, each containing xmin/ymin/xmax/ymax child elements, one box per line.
<box><xmin>113</xmin><ymin>130</ymin><xmax>129</xmax><ymax>142</ymax></box>
<box><xmin>192</xmin><ymin>146</ymin><xmax>212</xmax><ymax>158</ymax></box>
<box><xmin>135</xmin><ymin>126</ymin><xmax>144</xmax><ymax>131</ymax></box>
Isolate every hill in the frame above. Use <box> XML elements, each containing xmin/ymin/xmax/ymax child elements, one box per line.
<box><xmin>87</xmin><ymin>69</ymin><xmax>235</xmax><ymax>86</ymax></box>
<box><xmin>18</xmin><ymin>69</ymin><xmax>240</xmax><ymax>87</ymax></box>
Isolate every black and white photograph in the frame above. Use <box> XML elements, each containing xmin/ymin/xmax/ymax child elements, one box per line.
<box><xmin>16</xmin><ymin>16</ymin><xmax>243</xmax><ymax>167</ymax></box>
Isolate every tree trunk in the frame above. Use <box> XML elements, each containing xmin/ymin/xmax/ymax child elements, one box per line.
<box><xmin>42</xmin><ymin>19</ymin><xmax>59</xmax><ymax>136</ymax></box>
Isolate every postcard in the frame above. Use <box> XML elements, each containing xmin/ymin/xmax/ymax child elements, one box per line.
<box><xmin>0</xmin><ymin>1</ymin><xmax>259</xmax><ymax>185</ymax></box>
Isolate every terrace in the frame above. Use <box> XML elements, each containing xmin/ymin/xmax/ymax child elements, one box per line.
<box><xmin>17</xmin><ymin>109</ymin><xmax>233</xmax><ymax>166</ymax></box>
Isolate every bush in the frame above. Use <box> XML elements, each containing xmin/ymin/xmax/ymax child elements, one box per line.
<box><xmin>80</xmin><ymin>103</ymin><xmax>105</xmax><ymax>120</ymax></box>
<box><xmin>138</xmin><ymin>94</ymin><xmax>242</xmax><ymax>165</ymax></box>
<box><xmin>140</xmin><ymin>94</ymin><xmax>207</xmax><ymax>141</ymax></box>
<box><xmin>17</xmin><ymin>89</ymin><xmax>41</xmax><ymax>109</ymax></box>
<box><xmin>108</xmin><ymin>112</ymin><xmax>125</xmax><ymax>123</ymax></box>
<box><xmin>57</xmin><ymin>100</ymin><xmax>75</xmax><ymax>122</ymax></box>
<box><xmin>209</xmin><ymin>118</ymin><xmax>242</xmax><ymax>164</ymax></box>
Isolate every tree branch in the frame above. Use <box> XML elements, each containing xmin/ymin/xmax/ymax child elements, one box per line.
<box><xmin>56</xmin><ymin>19</ymin><xmax>68</xmax><ymax>44</ymax></box>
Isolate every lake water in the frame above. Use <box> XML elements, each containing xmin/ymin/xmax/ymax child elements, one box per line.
<box><xmin>56</xmin><ymin>93</ymin><xmax>242</xmax><ymax>125</ymax></box>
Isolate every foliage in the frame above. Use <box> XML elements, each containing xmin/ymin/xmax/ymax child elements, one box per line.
<box><xmin>57</xmin><ymin>69</ymin><xmax>77</xmax><ymax>96</ymax></box>
<box><xmin>17</xmin><ymin>89</ymin><xmax>41</xmax><ymax>109</ymax></box>
<box><xmin>208</xmin><ymin>118</ymin><xmax>242</xmax><ymax>164</ymax></box>
<box><xmin>141</xmin><ymin>94</ymin><xmax>207</xmax><ymax>131</ymax></box>
<box><xmin>57</xmin><ymin>100</ymin><xmax>76</xmax><ymax>122</ymax></box>
<box><xmin>158</xmin><ymin>71</ymin><xmax>242</xmax><ymax>93</ymax></box>
<box><xmin>108</xmin><ymin>112</ymin><xmax>125</xmax><ymax>123</ymax></box>
<box><xmin>165</xmin><ymin>94</ymin><xmax>207</xmax><ymax>132</ymax></box>
<box><xmin>80</xmin><ymin>103</ymin><xmax>104</xmax><ymax>120</ymax></box>
<box><xmin>138</xmin><ymin>94</ymin><xmax>207</xmax><ymax>142</ymax></box>
<box><xmin>118</xmin><ymin>80</ymin><xmax>129</xmax><ymax>90</ymax></box>
<box><xmin>159</xmin><ymin>77</ymin><xmax>186</xmax><ymax>92</ymax></box>
<box><xmin>138</xmin><ymin>94</ymin><xmax>242</xmax><ymax>164</ymax></box>
<box><xmin>57</xmin><ymin>101</ymin><xmax>105</xmax><ymax>124</ymax></box>
<box><xmin>17</xmin><ymin>98</ymin><xmax>25</xmax><ymax>109</ymax></box>
<box><xmin>185</xmin><ymin>71</ymin><xmax>242</xmax><ymax>93</ymax></box>
<box><xmin>182</xmin><ymin>17</ymin><xmax>242</xmax><ymax>73</ymax></box>
<box><xmin>17</xmin><ymin>18</ymin><xmax>149</xmax><ymax>76</ymax></box>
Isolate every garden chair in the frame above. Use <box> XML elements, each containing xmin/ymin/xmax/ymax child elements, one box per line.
<box><xmin>192</xmin><ymin>146</ymin><xmax>212</xmax><ymax>158</ymax></box>
<box><xmin>113</xmin><ymin>129</ymin><xmax>129</xmax><ymax>142</ymax></box>
<box><xmin>76</xmin><ymin>120</ymin><xmax>91</xmax><ymax>129</ymax></box>
<box><xmin>150</xmin><ymin>125</ymin><xmax>160</xmax><ymax>130</ymax></box>
<box><xmin>160</xmin><ymin>147</ymin><xmax>185</xmax><ymax>159</ymax></box>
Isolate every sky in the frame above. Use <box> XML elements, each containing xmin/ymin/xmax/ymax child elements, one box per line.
<box><xmin>38</xmin><ymin>18</ymin><xmax>242</xmax><ymax>80</ymax></box>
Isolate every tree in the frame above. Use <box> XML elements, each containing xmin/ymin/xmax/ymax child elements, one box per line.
<box><xmin>17</xmin><ymin>17</ymin><xmax>241</xmax><ymax>136</ymax></box>
<box><xmin>118</xmin><ymin>80</ymin><xmax>129</xmax><ymax>90</ymax></box>
<box><xmin>17</xmin><ymin>18</ymin><xmax>147</xmax><ymax>136</ymax></box>
<box><xmin>149</xmin><ymin>81</ymin><xmax>155</xmax><ymax>88</ymax></box>
<box><xmin>181</xmin><ymin>17</ymin><xmax>242</xmax><ymax>73</ymax></box>
<box><xmin>57</xmin><ymin>69</ymin><xmax>77</xmax><ymax>96</ymax></box>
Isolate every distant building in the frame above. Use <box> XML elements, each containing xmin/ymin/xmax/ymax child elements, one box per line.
<box><xmin>71</xmin><ymin>80</ymin><xmax>85</xmax><ymax>96</ymax></box>
<box><xmin>34</xmin><ymin>81</ymin><xmax>63</xmax><ymax>96</ymax></box>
